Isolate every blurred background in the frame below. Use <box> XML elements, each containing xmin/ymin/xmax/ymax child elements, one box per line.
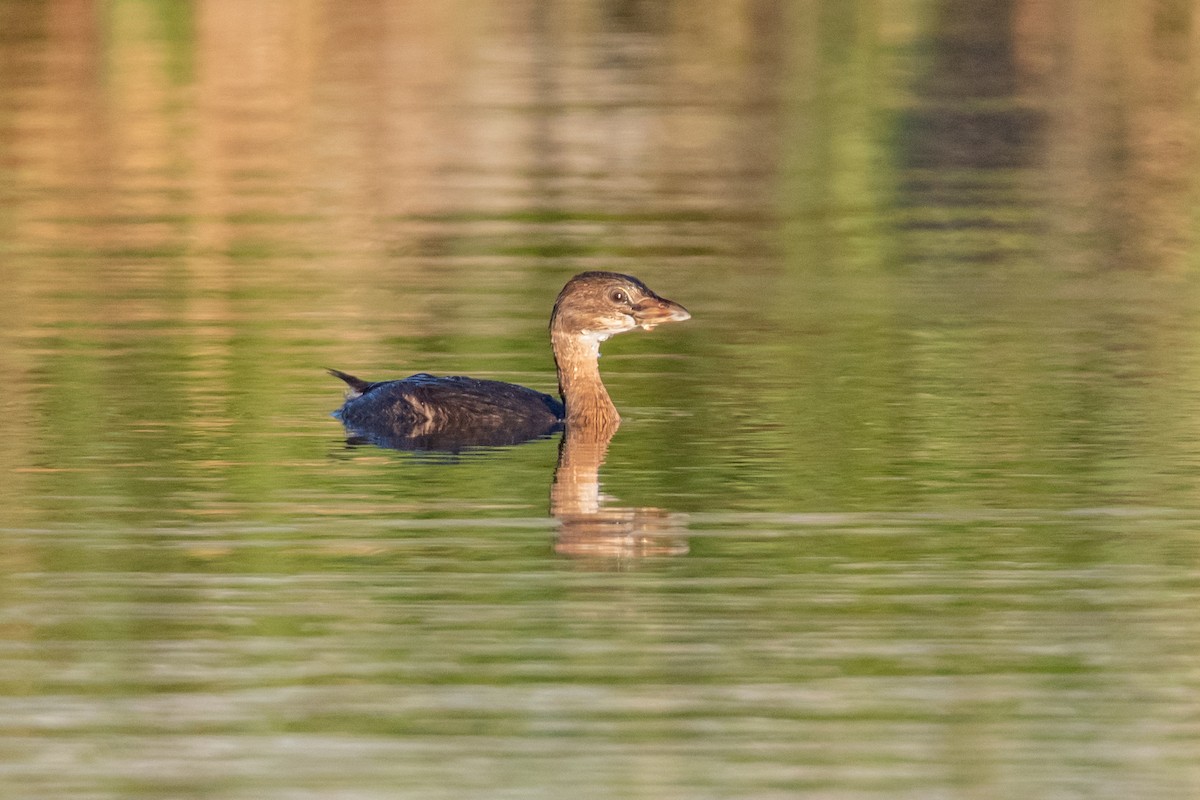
<box><xmin>2</xmin><ymin>1</ymin><xmax>1200</xmax><ymax>798</ymax></box>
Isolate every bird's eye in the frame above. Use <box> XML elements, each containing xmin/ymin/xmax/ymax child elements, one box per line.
<box><xmin>610</xmin><ymin>289</ymin><xmax>628</xmax><ymax>304</ymax></box>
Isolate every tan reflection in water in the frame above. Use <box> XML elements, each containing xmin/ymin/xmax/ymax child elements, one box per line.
<box><xmin>550</xmin><ymin>425</ymin><xmax>688</xmax><ymax>560</ymax></box>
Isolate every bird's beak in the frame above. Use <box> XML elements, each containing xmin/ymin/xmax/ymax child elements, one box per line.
<box><xmin>632</xmin><ymin>295</ymin><xmax>691</xmax><ymax>331</ymax></box>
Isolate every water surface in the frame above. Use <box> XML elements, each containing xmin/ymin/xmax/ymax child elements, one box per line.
<box><xmin>3</xmin><ymin>1</ymin><xmax>1200</xmax><ymax>798</ymax></box>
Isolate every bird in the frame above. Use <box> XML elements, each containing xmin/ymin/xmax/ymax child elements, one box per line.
<box><xmin>328</xmin><ymin>271</ymin><xmax>690</xmax><ymax>450</ymax></box>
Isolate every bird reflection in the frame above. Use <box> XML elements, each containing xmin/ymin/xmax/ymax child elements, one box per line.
<box><xmin>550</xmin><ymin>424</ymin><xmax>687</xmax><ymax>560</ymax></box>
<box><xmin>333</xmin><ymin>419</ymin><xmax>688</xmax><ymax>560</ymax></box>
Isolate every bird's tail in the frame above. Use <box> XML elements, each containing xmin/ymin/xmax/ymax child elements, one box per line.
<box><xmin>326</xmin><ymin>368</ymin><xmax>374</xmax><ymax>397</ymax></box>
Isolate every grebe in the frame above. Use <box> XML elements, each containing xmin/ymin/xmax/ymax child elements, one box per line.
<box><xmin>329</xmin><ymin>271</ymin><xmax>690</xmax><ymax>449</ymax></box>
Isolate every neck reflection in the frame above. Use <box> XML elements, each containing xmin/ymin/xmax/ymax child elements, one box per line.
<box><xmin>550</xmin><ymin>424</ymin><xmax>687</xmax><ymax>560</ymax></box>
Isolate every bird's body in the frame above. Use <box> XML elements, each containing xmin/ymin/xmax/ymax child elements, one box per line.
<box><xmin>329</xmin><ymin>271</ymin><xmax>689</xmax><ymax>449</ymax></box>
<box><xmin>329</xmin><ymin>370</ymin><xmax>564</xmax><ymax>448</ymax></box>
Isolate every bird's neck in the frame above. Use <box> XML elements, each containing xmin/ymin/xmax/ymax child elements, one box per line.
<box><xmin>552</xmin><ymin>331</ymin><xmax>620</xmax><ymax>431</ymax></box>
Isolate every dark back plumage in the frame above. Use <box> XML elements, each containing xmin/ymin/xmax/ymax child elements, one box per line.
<box><xmin>330</xmin><ymin>371</ymin><xmax>563</xmax><ymax>451</ymax></box>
